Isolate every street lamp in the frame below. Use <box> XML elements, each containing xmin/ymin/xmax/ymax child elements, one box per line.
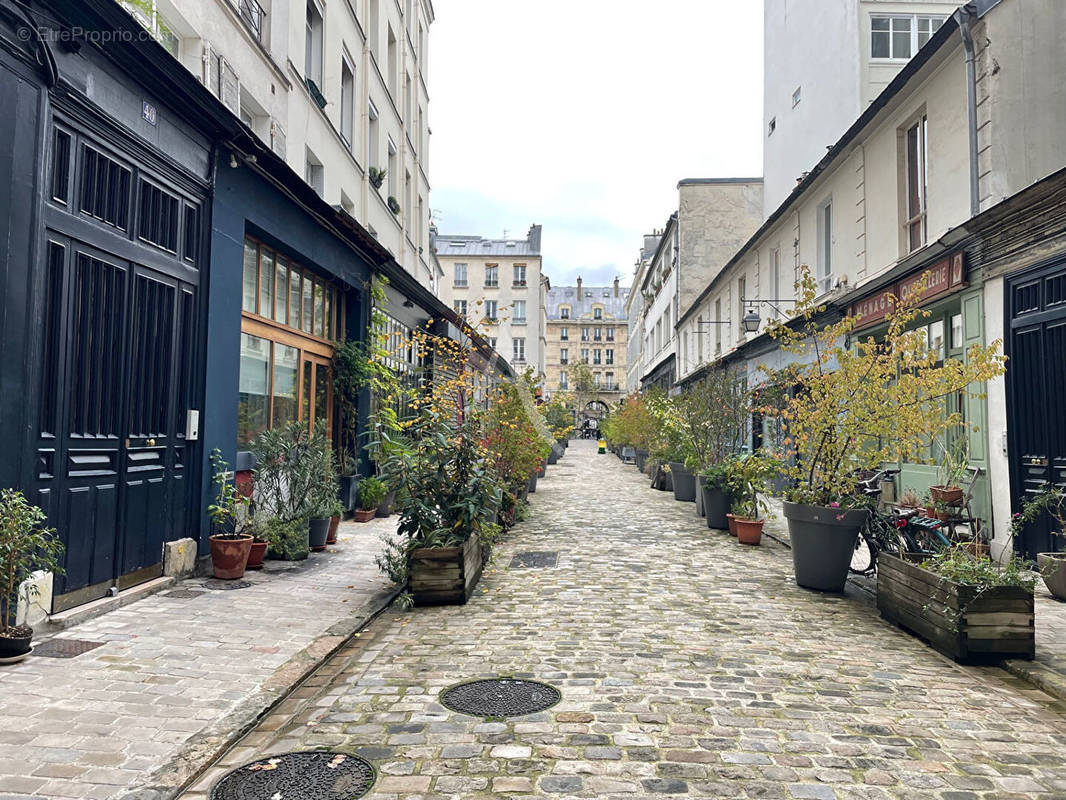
<box><xmin>742</xmin><ymin>309</ymin><xmax>761</xmax><ymax>333</ymax></box>
<box><xmin>738</xmin><ymin>297</ymin><xmax>800</xmax><ymax>333</ymax></box>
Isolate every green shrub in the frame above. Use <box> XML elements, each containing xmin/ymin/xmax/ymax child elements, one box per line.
<box><xmin>359</xmin><ymin>477</ymin><xmax>387</xmax><ymax>511</ymax></box>
<box><xmin>264</xmin><ymin>517</ymin><xmax>309</xmax><ymax>561</ymax></box>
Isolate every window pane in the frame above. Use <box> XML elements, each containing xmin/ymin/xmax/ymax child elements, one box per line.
<box><xmin>272</xmin><ymin>344</ymin><xmax>299</xmax><ymax>427</ymax></box>
<box><xmin>315</xmin><ymin>362</ymin><xmax>331</xmax><ymax>434</ymax></box>
<box><xmin>258</xmin><ymin>249</ymin><xmax>274</xmax><ymax>318</ymax></box>
<box><xmin>326</xmin><ymin>290</ymin><xmax>334</xmax><ymax>338</ymax></box>
<box><xmin>289</xmin><ymin>270</ymin><xmax>302</xmax><ymax>329</ymax></box>
<box><xmin>302</xmin><ymin>277</ymin><xmax>314</xmax><ymax>333</ymax></box>
<box><xmin>314</xmin><ymin>282</ymin><xmax>325</xmax><ymax>337</ymax></box>
<box><xmin>906</xmin><ymin>124</ymin><xmax>921</xmax><ymax>218</ymax></box>
<box><xmin>242</xmin><ymin>239</ymin><xmax>258</xmax><ymax>312</ymax></box>
<box><xmin>892</xmin><ymin>17</ymin><xmax>911</xmax><ymax>58</ymax></box>
<box><xmin>238</xmin><ymin>333</ymin><xmax>269</xmax><ymax>447</ymax></box>
<box><xmin>275</xmin><ymin>260</ymin><xmax>289</xmax><ymax>323</ymax></box>
<box><xmin>928</xmin><ymin>319</ymin><xmax>945</xmax><ymax>361</ymax></box>
<box><xmin>951</xmin><ymin>313</ymin><xmax>964</xmax><ymax>350</ymax></box>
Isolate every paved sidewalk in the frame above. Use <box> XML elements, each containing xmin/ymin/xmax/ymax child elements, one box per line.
<box><xmin>0</xmin><ymin>518</ymin><xmax>398</xmax><ymax>800</ymax></box>
<box><xmin>180</xmin><ymin>440</ymin><xmax>1066</xmax><ymax>799</ymax></box>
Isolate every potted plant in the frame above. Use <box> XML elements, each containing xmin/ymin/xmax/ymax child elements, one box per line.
<box><xmin>702</xmin><ymin>461</ymin><xmax>734</xmax><ymax>531</ymax></box>
<box><xmin>368</xmin><ymin>166</ymin><xmax>386</xmax><ymax>189</ymax></box>
<box><xmin>1012</xmin><ymin>485</ymin><xmax>1066</xmax><ymax>600</ymax></box>
<box><xmin>878</xmin><ymin>545</ymin><xmax>1036</xmax><ymax>663</ymax></box>
<box><xmin>898</xmin><ymin>488</ymin><xmax>922</xmax><ymax>510</ymax></box>
<box><xmin>0</xmin><ymin>489</ymin><xmax>64</xmax><ymax>662</ymax></box>
<box><xmin>356</xmin><ymin>477</ymin><xmax>387</xmax><ymax>522</ymax></box>
<box><xmin>246</xmin><ymin>515</ymin><xmax>270</xmax><ymax>570</ymax></box>
<box><xmin>326</xmin><ymin>499</ymin><xmax>345</xmax><ymax>545</ymax></box>
<box><xmin>727</xmin><ymin>453</ymin><xmax>779</xmax><ymax>546</ymax></box>
<box><xmin>930</xmin><ymin>438</ymin><xmax>968</xmax><ymax>506</ymax></box>
<box><xmin>762</xmin><ymin>268</ymin><xmax>1005</xmax><ymax>592</ymax></box>
<box><xmin>387</xmin><ymin>196</ymin><xmax>401</xmax><ymax>215</ymax></box>
<box><xmin>264</xmin><ymin>517</ymin><xmax>309</xmax><ymax>562</ymax></box>
<box><xmin>207</xmin><ymin>450</ymin><xmax>255</xmax><ymax>579</ymax></box>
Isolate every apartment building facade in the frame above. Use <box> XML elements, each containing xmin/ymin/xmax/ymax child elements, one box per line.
<box><xmin>763</xmin><ymin>0</ymin><xmax>960</xmax><ymax>217</ymax></box>
<box><xmin>544</xmin><ymin>279</ymin><xmax>630</xmax><ymax>407</ymax></box>
<box><xmin>624</xmin><ymin>232</ymin><xmax>663</xmax><ymax>393</ymax></box>
<box><xmin>436</xmin><ymin>226</ymin><xmax>547</xmax><ymax>376</ymax></box>
<box><xmin>676</xmin><ymin>0</ymin><xmax>1066</xmax><ymax>559</ymax></box>
<box><xmin>129</xmin><ymin>0</ymin><xmax>438</xmax><ymax>289</ymax></box>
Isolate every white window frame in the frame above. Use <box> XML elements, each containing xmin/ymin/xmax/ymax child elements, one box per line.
<box><xmin>817</xmin><ymin>197</ymin><xmax>834</xmax><ymax>293</ymax></box>
<box><xmin>340</xmin><ymin>52</ymin><xmax>355</xmax><ymax>148</ymax></box>
<box><xmin>453</xmin><ymin>263</ymin><xmax>467</xmax><ymax>287</ymax></box>
<box><xmin>304</xmin><ymin>0</ymin><xmax>324</xmax><ymax>87</ymax></box>
<box><xmin>904</xmin><ymin>114</ymin><xmax>929</xmax><ymax>253</ymax></box>
<box><xmin>871</xmin><ymin>14</ymin><xmax>947</xmax><ymax>61</ymax></box>
<box><xmin>513</xmin><ymin>337</ymin><xmax>526</xmax><ymax>363</ymax></box>
<box><xmin>484</xmin><ymin>264</ymin><xmax>498</xmax><ymax>287</ymax></box>
<box><xmin>769</xmin><ymin>247</ymin><xmax>781</xmax><ymax>318</ymax></box>
<box><xmin>513</xmin><ymin>264</ymin><xmax>527</xmax><ymax>286</ymax></box>
<box><xmin>367</xmin><ymin>100</ymin><xmax>380</xmax><ymax>172</ymax></box>
<box><xmin>453</xmin><ymin>299</ymin><xmax>467</xmax><ymax>316</ymax></box>
<box><xmin>512</xmin><ymin>300</ymin><xmax>526</xmax><ymax>323</ymax></box>
<box><xmin>484</xmin><ymin>299</ymin><xmax>497</xmax><ymax>321</ymax></box>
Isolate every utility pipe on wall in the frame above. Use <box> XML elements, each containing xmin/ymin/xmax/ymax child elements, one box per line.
<box><xmin>954</xmin><ymin>3</ymin><xmax>981</xmax><ymax>217</ymax></box>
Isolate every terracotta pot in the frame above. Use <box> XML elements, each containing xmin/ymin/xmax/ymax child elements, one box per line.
<box><xmin>209</xmin><ymin>534</ymin><xmax>253</xmax><ymax>579</ymax></box>
<box><xmin>734</xmin><ymin>518</ymin><xmax>764</xmax><ymax>546</ymax></box>
<box><xmin>726</xmin><ymin>513</ymin><xmax>738</xmax><ymax>537</ymax></box>
<box><xmin>354</xmin><ymin>508</ymin><xmax>377</xmax><ymax>522</ymax></box>
<box><xmin>246</xmin><ymin>540</ymin><xmax>268</xmax><ymax>570</ymax></box>
<box><xmin>930</xmin><ymin>485</ymin><xmax>964</xmax><ymax>506</ymax></box>
<box><xmin>326</xmin><ymin>514</ymin><xmax>341</xmax><ymax>544</ymax></box>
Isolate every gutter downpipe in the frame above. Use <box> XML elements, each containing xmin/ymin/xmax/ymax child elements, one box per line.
<box><xmin>955</xmin><ymin>3</ymin><xmax>981</xmax><ymax>217</ymax></box>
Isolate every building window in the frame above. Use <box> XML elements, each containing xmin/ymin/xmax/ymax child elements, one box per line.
<box><xmin>340</xmin><ymin>55</ymin><xmax>355</xmax><ymax>148</ymax></box>
<box><xmin>737</xmin><ymin>275</ymin><xmax>746</xmax><ymax>338</ymax></box>
<box><xmin>453</xmin><ymin>299</ymin><xmax>467</xmax><ymax>316</ymax></box>
<box><xmin>560</xmin><ymin>347</ymin><xmax>568</xmax><ymax>364</ymax></box>
<box><xmin>560</xmin><ymin>326</ymin><xmax>568</xmax><ymax>341</ymax></box>
<box><xmin>560</xmin><ymin>305</ymin><xmax>570</xmax><ymax>318</ymax></box>
<box><xmin>513</xmin><ymin>264</ymin><xmax>527</xmax><ymax>286</ymax></box>
<box><xmin>872</xmin><ymin>15</ymin><xmax>946</xmax><ymax>60</ymax></box>
<box><xmin>593</xmin><ymin>372</ymin><xmax>601</xmax><ymax>388</ymax></box>
<box><xmin>594</xmin><ymin>307</ymin><xmax>603</xmax><ymax>320</ymax></box>
<box><xmin>305</xmin><ymin>0</ymin><xmax>324</xmax><ymax>88</ymax></box>
<box><xmin>581</xmin><ymin>348</ymin><xmax>589</xmax><ymax>362</ymax></box>
<box><xmin>485</xmin><ymin>265</ymin><xmax>498</xmax><ymax>287</ymax></box>
<box><xmin>238</xmin><ymin>238</ymin><xmax>339</xmax><ymax>448</ymax></box>
<box><xmin>714</xmin><ymin>299</ymin><xmax>722</xmax><ymax>353</ymax></box>
<box><xmin>453</xmin><ymin>263</ymin><xmax>467</xmax><ymax>287</ymax></box>
<box><xmin>606</xmin><ymin>327</ymin><xmax>614</xmax><ymax>341</ymax></box>
<box><xmin>697</xmin><ymin>315</ymin><xmax>704</xmax><ymax>362</ymax></box>
<box><xmin>792</xmin><ymin>86</ymin><xmax>801</xmax><ymax>107</ymax></box>
<box><xmin>768</xmin><ymin>116</ymin><xmax>776</xmax><ymax>137</ymax></box>
<box><xmin>489</xmin><ymin>337</ymin><xmax>497</xmax><ymax>349</ymax></box>
<box><xmin>581</xmin><ymin>327</ymin><xmax>590</xmax><ymax>341</ymax></box>
<box><xmin>593</xmin><ymin>349</ymin><xmax>602</xmax><ymax>365</ymax></box>
<box><xmin>817</xmin><ymin>198</ymin><xmax>833</xmax><ymax>293</ymax></box>
<box><xmin>305</xmin><ymin>150</ymin><xmax>324</xmax><ymax>196</ymax></box>
<box><xmin>904</xmin><ymin>115</ymin><xmax>929</xmax><ymax>253</ymax></box>
<box><xmin>513</xmin><ymin>337</ymin><xmax>525</xmax><ymax>362</ymax></box>
<box><xmin>387</xmin><ymin>138</ymin><xmax>397</xmax><ymax>200</ymax></box>
<box><xmin>605</xmin><ymin>371</ymin><xmax>614</xmax><ymax>389</ymax></box>
<box><xmin>605</xmin><ymin>349</ymin><xmax>614</xmax><ymax>365</ymax></box>
<box><xmin>769</xmin><ymin>248</ymin><xmax>781</xmax><ymax>318</ymax></box>
<box><xmin>368</xmin><ymin>101</ymin><xmax>380</xmax><ymax>173</ymax></box>
<box><xmin>484</xmin><ymin>299</ymin><xmax>497</xmax><ymax>321</ymax></box>
<box><xmin>513</xmin><ymin>300</ymin><xmax>526</xmax><ymax>323</ymax></box>
<box><xmin>559</xmin><ymin>371</ymin><xmax>568</xmax><ymax>390</ymax></box>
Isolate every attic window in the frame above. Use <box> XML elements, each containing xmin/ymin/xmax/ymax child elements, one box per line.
<box><xmin>506</xmin><ymin>242</ymin><xmax>516</xmax><ymax>247</ymax></box>
<box><xmin>768</xmin><ymin>117</ymin><xmax>776</xmax><ymax>137</ymax></box>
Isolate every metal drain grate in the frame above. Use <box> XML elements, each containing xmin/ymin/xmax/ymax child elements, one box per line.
<box><xmin>210</xmin><ymin>752</ymin><xmax>375</xmax><ymax>800</ymax></box>
<box><xmin>163</xmin><ymin>589</ymin><xmax>207</xmax><ymax>599</ymax></box>
<box><xmin>33</xmin><ymin>639</ymin><xmax>105</xmax><ymax>659</ymax></box>
<box><xmin>441</xmin><ymin>678</ymin><xmax>561</xmax><ymax>718</ymax></box>
<box><xmin>508</xmin><ymin>551</ymin><xmax>558</xmax><ymax>569</ymax></box>
<box><xmin>202</xmin><ymin>579</ymin><xmax>254</xmax><ymax>591</ymax></box>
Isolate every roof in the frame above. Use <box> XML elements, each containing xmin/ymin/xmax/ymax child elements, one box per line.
<box><xmin>546</xmin><ymin>285</ymin><xmax>630</xmax><ymax>320</ymax></box>
<box><xmin>677</xmin><ymin>178</ymin><xmax>763</xmax><ymax>187</ymax></box>
<box><xmin>677</xmin><ymin>10</ymin><xmax>966</xmax><ymax>326</ymax></box>
<box><xmin>436</xmin><ymin>226</ymin><xmax>542</xmax><ymax>258</ymax></box>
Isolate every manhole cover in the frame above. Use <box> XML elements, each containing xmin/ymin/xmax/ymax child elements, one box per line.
<box><xmin>163</xmin><ymin>589</ymin><xmax>207</xmax><ymax>599</ymax></box>
<box><xmin>441</xmin><ymin>678</ymin><xmax>561</xmax><ymax>717</ymax></box>
<box><xmin>210</xmin><ymin>752</ymin><xmax>375</xmax><ymax>800</ymax></box>
<box><xmin>509</xmin><ymin>551</ymin><xmax>558</xmax><ymax>569</ymax></box>
<box><xmin>33</xmin><ymin>639</ymin><xmax>105</xmax><ymax>659</ymax></box>
<box><xmin>202</xmin><ymin>579</ymin><xmax>254</xmax><ymax>591</ymax></box>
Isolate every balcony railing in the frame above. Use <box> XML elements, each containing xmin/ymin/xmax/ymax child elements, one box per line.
<box><xmin>238</xmin><ymin>0</ymin><xmax>266</xmax><ymax>41</ymax></box>
<box><xmin>560</xmin><ymin>358</ymin><xmax>568</xmax><ymax>365</ymax></box>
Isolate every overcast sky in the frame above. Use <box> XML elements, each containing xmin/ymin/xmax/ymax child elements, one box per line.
<box><xmin>427</xmin><ymin>1</ymin><xmax>764</xmax><ymax>288</ymax></box>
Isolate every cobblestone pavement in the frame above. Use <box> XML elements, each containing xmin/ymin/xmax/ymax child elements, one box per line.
<box><xmin>0</xmin><ymin>520</ymin><xmax>396</xmax><ymax>800</ymax></box>
<box><xmin>182</xmin><ymin>440</ymin><xmax>1066</xmax><ymax>800</ymax></box>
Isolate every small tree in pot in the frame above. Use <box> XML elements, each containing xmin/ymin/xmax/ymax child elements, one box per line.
<box><xmin>355</xmin><ymin>477</ymin><xmax>387</xmax><ymax>522</ymax></box>
<box><xmin>207</xmin><ymin>450</ymin><xmax>255</xmax><ymax>579</ymax></box>
<box><xmin>0</xmin><ymin>490</ymin><xmax>64</xmax><ymax>661</ymax></box>
<box><xmin>762</xmin><ymin>268</ymin><xmax>1005</xmax><ymax>591</ymax></box>
<box><xmin>726</xmin><ymin>453</ymin><xmax>780</xmax><ymax>546</ymax></box>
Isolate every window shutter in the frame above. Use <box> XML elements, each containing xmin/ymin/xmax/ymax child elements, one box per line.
<box><xmin>270</xmin><ymin>119</ymin><xmax>287</xmax><ymax>160</ymax></box>
<box><xmin>219</xmin><ymin>56</ymin><xmax>241</xmax><ymax>116</ymax></box>
<box><xmin>962</xmin><ymin>288</ymin><xmax>988</xmax><ymax>464</ymax></box>
<box><xmin>201</xmin><ymin>42</ymin><xmax>217</xmax><ymax>96</ymax></box>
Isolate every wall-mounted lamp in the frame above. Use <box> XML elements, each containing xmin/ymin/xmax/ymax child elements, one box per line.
<box><xmin>739</xmin><ymin>297</ymin><xmax>800</xmax><ymax>333</ymax></box>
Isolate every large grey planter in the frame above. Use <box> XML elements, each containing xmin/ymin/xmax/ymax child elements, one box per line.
<box><xmin>783</xmin><ymin>501</ymin><xmax>868</xmax><ymax>592</ymax></box>
<box><xmin>703</xmin><ymin>484</ymin><xmax>732</xmax><ymax>530</ymax></box>
<box><xmin>635</xmin><ymin>449</ymin><xmax>648</xmax><ymax>472</ymax></box>
<box><xmin>695</xmin><ymin>476</ymin><xmax>706</xmax><ymax>517</ymax></box>
<box><xmin>668</xmin><ymin>462</ymin><xmax>696</xmax><ymax>502</ymax></box>
<box><xmin>528</xmin><ymin>473</ymin><xmax>538</xmax><ymax>494</ymax></box>
<box><xmin>1038</xmin><ymin>553</ymin><xmax>1066</xmax><ymax>600</ymax></box>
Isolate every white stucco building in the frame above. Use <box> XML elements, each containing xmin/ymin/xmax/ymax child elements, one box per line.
<box><xmin>126</xmin><ymin>0</ymin><xmax>438</xmax><ymax>289</ymax></box>
<box><xmin>763</xmin><ymin>0</ymin><xmax>960</xmax><ymax>217</ymax></box>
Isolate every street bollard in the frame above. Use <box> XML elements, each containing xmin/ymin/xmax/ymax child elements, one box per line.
<box><xmin>597</xmin><ymin>438</ymin><xmax>606</xmax><ymax>454</ymax></box>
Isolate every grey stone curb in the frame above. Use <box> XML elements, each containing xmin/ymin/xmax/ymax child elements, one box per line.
<box><xmin>113</xmin><ymin>584</ymin><xmax>401</xmax><ymax>800</ymax></box>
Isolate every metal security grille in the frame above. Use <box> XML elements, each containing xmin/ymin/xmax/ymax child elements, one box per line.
<box><xmin>210</xmin><ymin>752</ymin><xmax>375</xmax><ymax>800</ymax></box>
<box><xmin>137</xmin><ymin>180</ymin><xmax>180</xmax><ymax>252</ymax></box>
<box><xmin>70</xmin><ymin>254</ymin><xmax>126</xmax><ymax>437</ymax></box>
<box><xmin>33</xmin><ymin>639</ymin><xmax>105</xmax><ymax>659</ymax></box>
<box><xmin>128</xmin><ymin>275</ymin><xmax>176</xmax><ymax>438</ymax></box>
<box><xmin>440</xmin><ymin>678</ymin><xmax>562</xmax><ymax>718</ymax></box>
<box><xmin>80</xmin><ymin>145</ymin><xmax>131</xmax><ymax>230</ymax></box>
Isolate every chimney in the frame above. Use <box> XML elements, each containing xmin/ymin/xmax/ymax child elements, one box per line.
<box><xmin>614</xmin><ymin>277</ymin><xmax>619</xmax><ymax>297</ymax></box>
<box><xmin>526</xmin><ymin>224</ymin><xmax>542</xmax><ymax>253</ymax></box>
<box><xmin>576</xmin><ymin>276</ymin><xmax>582</xmax><ymax>297</ymax></box>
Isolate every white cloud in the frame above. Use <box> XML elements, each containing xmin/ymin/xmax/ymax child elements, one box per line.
<box><xmin>428</xmin><ymin>0</ymin><xmax>764</xmax><ymax>287</ymax></box>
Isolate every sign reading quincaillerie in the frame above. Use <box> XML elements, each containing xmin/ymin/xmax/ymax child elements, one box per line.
<box><xmin>847</xmin><ymin>252</ymin><xmax>967</xmax><ymax>330</ymax></box>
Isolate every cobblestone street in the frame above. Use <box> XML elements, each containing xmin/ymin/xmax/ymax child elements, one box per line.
<box><xmin>183</xmin><ymin>440</ymin><xmax>1066</xmax><ymax>800</ymax></box>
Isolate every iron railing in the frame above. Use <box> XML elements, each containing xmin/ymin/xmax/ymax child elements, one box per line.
<box><xmin>237</xmin><ymin>0</ymin><xmax>266</xmax><ymax>41</ymax></box>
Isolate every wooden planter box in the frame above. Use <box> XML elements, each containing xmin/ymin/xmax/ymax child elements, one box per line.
<box><xmin>877</xmin><ymin>553</ymin><xmax>1034</xmax><ymax>663</ymax></box>
<box><xmin>409</xmin><ymin>535</ymin><xmax>483</xmax><ymax>606</ymax></box>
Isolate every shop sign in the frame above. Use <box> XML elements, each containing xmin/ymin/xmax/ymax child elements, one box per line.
<box><xmin>847</xmin><ymin>253</ymin><xmax>967</xmax><ymax>330</ymax></box>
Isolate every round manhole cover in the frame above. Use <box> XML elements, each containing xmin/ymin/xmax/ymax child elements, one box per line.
<box><xmin>441</xmin><ymin>678</ymin><xmax>561</xmax><ymax>717</ymax></box>
<box><xmin>210</xmin><ymin>752</ymin><xmax>375</xmax><ymax>800</ymax></box>
<box><xmin>202</xmin><ymin>579</ymin><xmax>254</xmax><ymax>591</ymax></box>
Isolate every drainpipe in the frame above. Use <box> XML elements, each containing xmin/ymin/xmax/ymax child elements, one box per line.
<box><xmin>954</xmin><ymin>3</ymin><xmax>981</xmax><ymax>217</ymax></box>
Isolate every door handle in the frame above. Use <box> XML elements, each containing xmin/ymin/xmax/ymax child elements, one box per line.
<box><xmin>147</xmin><ymin>438</ymin><xmax>156</xmax><ymax>447</ymax></box>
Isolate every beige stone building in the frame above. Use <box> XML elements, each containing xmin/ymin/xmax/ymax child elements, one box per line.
<box><xmin>544</xmin><ymin>278</ymin><xmax>630</xmax><ymax>414</ymax></box>
<box><xmin>436</xmin><ymin>226</ymin><xmax>546</xmax><ymax>377</ymax></box>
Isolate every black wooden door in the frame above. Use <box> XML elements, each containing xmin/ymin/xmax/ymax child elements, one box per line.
<box><xmin>37</xmin><ymin>239</ymin><xmax>196</xmax><ymax>610</ymax></box>
<box><xmin>1007</xmin><ymin>260</ymin><xmax>1066</xmax><ymax>557</ymax></box>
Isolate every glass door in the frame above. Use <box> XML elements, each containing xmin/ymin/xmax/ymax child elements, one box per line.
<box><xmin>300</xmin><ymin>353</ymin><xmax>333</xmax><ymax>437</ymax></box>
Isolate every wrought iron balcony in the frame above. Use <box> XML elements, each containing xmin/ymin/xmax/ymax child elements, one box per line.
<box><xmin>237</xmin><ymin>0</ymin><xmax>266</xmax><ymax>41</ymax></box>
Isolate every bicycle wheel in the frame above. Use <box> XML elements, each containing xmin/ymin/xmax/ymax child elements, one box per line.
<box><xmin>849</xmin><ymin>533</ymin><xmax>876</xmax><ymax>575</ymax></box>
